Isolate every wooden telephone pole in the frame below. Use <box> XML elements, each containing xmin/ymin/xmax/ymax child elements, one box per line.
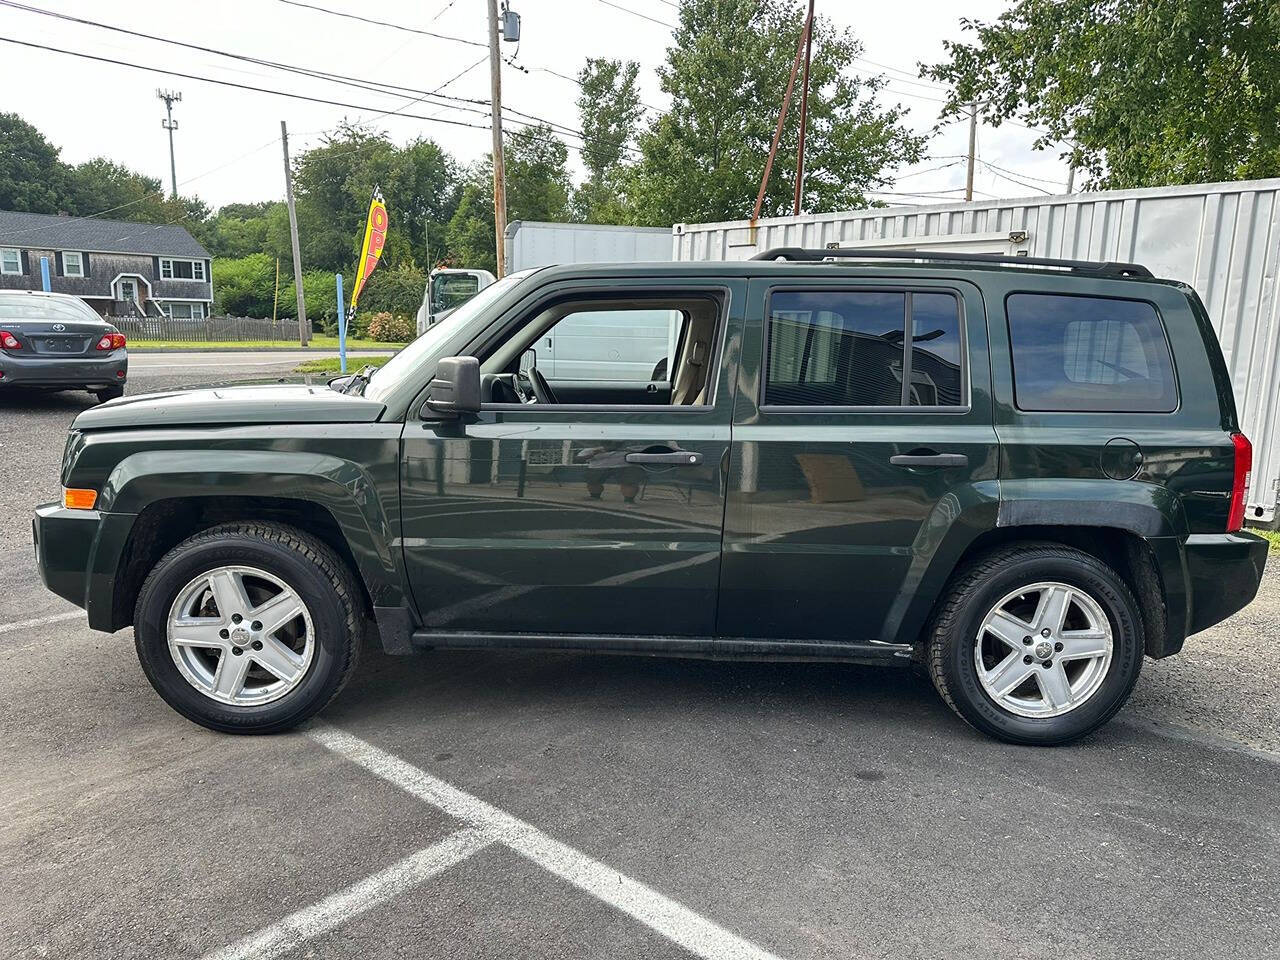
<box><xmin>792</xmin><ymin>0</ymin><xmax>815</xmax><ymax>215</ymax></box>
<box><xmin>280</xmin><ymin>121</ymin><xmax>309</xmax><ymax>346</ymax></box>
<box><xmin>487</xmin><ymin>0</ymin><xmax>508</xmax><ymax>278</ymax></box>
<box><xmin>964</xmin><ymin>104</ymin><xmax>977</xmax><ymax>202</ymax></box>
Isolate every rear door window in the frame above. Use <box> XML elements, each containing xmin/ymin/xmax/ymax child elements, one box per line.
<box><xmin>764</xmin><ymin>289</ymin><xmax>964</xmax><ymax>407</ymax></box>
<box><xmin>1006</xmin><ymin>293</ymin><xmax>1177</xmax><ymax>412</ymax></box>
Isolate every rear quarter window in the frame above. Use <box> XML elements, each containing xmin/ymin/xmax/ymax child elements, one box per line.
<box><xmin>1006</xmin><ymin>292</ymin><xmax>1177</xmax><ymax>412</ymax></box>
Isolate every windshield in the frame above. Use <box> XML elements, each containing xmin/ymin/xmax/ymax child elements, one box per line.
<box><xmin>431</xmin><ymin>272</ymin><xmax>482</xmax><ymax>312</ymax></box>
<box><xmin>363</xmin><ymin>269</ymin><xmax>536</xmax><ymax>403</ymax></box>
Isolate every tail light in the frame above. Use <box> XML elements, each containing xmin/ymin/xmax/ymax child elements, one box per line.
<box><xmin>0</xmin><ymin>329</ymin><xmax>21</xmax><ymax>350</ymax></box>
<box><xmin>1228</xmin><ymin>432</ymin><xmax>1252</xmax><ymax>532</ymax></box>
<box><xmin>95</xmin><ymin>332</ymin><xmax>127</xmax><ymax>351</ymax></box>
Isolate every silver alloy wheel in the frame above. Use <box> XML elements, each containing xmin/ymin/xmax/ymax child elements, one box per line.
<box><xmin>974</xmin><ymin>581</ymin><xmax>1113</xmax><ymax>718</ymax></box>
<box><xmin>166</xmin><ymin>565</ymin><xmax>314</xmax><ymax>706</ymax></box>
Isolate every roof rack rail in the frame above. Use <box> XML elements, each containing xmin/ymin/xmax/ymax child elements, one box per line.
<box><xmin>750</xmin><ymin>246</ymin><xmax>1154</xmax><ymax>279</ymax></box>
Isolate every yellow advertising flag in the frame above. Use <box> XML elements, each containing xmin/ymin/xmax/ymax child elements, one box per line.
<box><xmin>349</xmin><ymin>189</ymin><xmax>388</xmax><ymax>314</ymax></box>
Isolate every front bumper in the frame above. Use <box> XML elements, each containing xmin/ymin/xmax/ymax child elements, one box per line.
<box><xmin>33</xmin><ymin>503</ymin><xmax>135</xmax><ymax>630</ymax></box>
<box><xmin>0</xmin><ymin>350</ymin><xmax>128</xmax><ymax>389</ymax></box>
<box><xmin>1183</xmin><ymin>532</ymin><xmax>1269</xmax><ymax>635</ymax></box>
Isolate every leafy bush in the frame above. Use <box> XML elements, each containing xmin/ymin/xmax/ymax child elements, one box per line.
<box><xmin>364</xmin><ymin>311</ymin><xmax>415</xmax><ymax>342</ymax></box>
<box><xmin>212</xmin><ymin>254</ymin><xmax>276</xmax><ymax>318</ymax></box>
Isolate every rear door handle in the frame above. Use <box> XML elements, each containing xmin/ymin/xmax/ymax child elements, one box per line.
<box><xmin>889</xmin><ymin>453</ymin><xmax>968</xmax><ymax>468</ymax></box>
<box><xmin>625</xmin><ymin>451</ymin><xmax>703</xmax><ymax>465</ymax></box>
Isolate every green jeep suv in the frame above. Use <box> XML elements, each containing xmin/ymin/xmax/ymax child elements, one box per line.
<box><xmin>33</xmin><ymin>249</ymin><xmax>1268</xmax><ymax>745</ymax></box>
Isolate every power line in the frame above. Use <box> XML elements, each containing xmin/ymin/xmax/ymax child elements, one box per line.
<box><xmin>273</xmin><ymin>0</ymin><xmax>486</xmax><ymax>47</ymax></box>
<box><xmin>595</xmin><ymin>0</ymin><xmax>675</xmax><ymax>29</ymax></box>
<box><xmin>977</xmin><ymin>160</ymin><xmax>1054</xmax><ymax>195</ymax></box>
<box><xmin>0</xmin><ymin>1</ymin><xmax>534</xmax><ymax>131</ymax></box>
<box><xmin>0</xmin><ymin>33</ymin><xmax>608</xmax><ymax>167</ymax></box>
<box><xmin>0</xmin><ymin>36</ymin><xmax>507</xmax><ymax>133</ymax></box>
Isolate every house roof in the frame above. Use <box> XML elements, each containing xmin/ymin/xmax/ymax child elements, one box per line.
<box><xmin>0</xmin><ymin>209</ymin><xmax>210</xmax><ymax>259</ymax></box>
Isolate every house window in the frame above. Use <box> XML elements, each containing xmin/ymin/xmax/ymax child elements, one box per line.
<box><xmin>160</xmin><ymin>258</ymin><xmax>205</xmax><ymax>281</ymax></box>
<box><xmin>165</xmin><ymin>302</ymin><xmax>206</xmax><ymax>320</ymax></box>
<box><xmin>0</xmin><ymin>249</ymin><xmax>20</xmax><ymax>276</ymax></box>
<box><xmin>62</xmin><ymin>252</ymin><xmax>84</xmax><ymax>278</ymax></box>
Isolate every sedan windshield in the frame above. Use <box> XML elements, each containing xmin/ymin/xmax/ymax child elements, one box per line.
<box><xmin>363</xmin><ymin>269</ymin><xmax>536</xmax><ymax>403</ymax></box>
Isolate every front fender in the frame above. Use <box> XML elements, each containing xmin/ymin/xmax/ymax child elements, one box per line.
<box><xmin>99</xmin><ymin>448</ymin><xmax>404</xmax><ymax>608</ymax></box>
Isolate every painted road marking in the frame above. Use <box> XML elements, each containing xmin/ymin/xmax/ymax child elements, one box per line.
<box><xmin>309</xmin><ymin>723</ymin><xmax>786</xmax><ymax>960</ymax></box>
<box><xmin>0</xmin><ymin>610</ymin><xmax>83</xmax><ymax>636</ymax></box>
<box><xmin>202</xmin><ymin>827</ymin><xmax>495</xmax><ymax>960</ymax></box>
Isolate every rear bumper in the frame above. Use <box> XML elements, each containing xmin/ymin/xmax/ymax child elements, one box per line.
<box><xmin>0</xmin><ymin>351</ymin><xmax>128</xmax><ymax>388</ymax></box>
<box><xmin>1183</xmin><ymin>532</ymin><xmax>1268</xmax><ymax>635</ymax></box>
<box><xmin>33</xmin><ymin>502</ymin><xmax>136</xmax><ymax>631</ymax></box>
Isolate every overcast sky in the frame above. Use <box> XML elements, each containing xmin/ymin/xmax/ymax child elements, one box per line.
<box><xmin>0</xmin><ymin>0</ymin><xmax>1070</xmax><ymax>216</ymax></box>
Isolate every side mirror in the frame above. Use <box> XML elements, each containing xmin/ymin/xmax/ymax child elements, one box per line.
<box><xmin>423</xmin><ymin>355</ymin><xmax>481</xmax><ymax>418</ymax></box>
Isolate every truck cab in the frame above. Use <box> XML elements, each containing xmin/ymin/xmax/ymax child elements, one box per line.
<box><xmin>416</xmin><ymin>267</ymin><xmax>496</xmax><ymax>335</ymax></box>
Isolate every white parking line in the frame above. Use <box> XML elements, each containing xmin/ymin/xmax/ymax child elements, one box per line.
<box><xmin>202</xmin><ymin>827</ymin><xmax>496</xmax><ymax>960</ymax></box>
<box><xmin>308</xmin><ymin>723</ymin><xmax>786</xmax><ymax>960</ymax></box>
<box><xmin>0</xmin><ymin>610</ymin><xmax>83</xmax><ymax>636</ymax></box>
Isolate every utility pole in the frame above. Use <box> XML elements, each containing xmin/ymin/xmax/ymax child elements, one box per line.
<box><xmin>487</xmin><ymin>0</ymin><xmax>507</xmax><ymax>278</ymax></box>
<box><xmin>792</xmin><ymin>0</ymin><xmax>815</xmax><ymax>216</ymax></box>
<box><xmin>1066</xmin><ymin>164</ymin><xmax>1077</xmax><ymax>193</ymax></box>
<box><xmin>157</xmin><ymin>89</ymin><xmax>182</xmax><ymax>199</ymax></box>
<box><xmin>280</xmin><ymin>120</ymin><xmax>309</xmax><ymax>346</ymax></box>
<box><xmin>964</xmin><ymin>103</ymin><xmax>977</xmax><ymax>202</ymax></box>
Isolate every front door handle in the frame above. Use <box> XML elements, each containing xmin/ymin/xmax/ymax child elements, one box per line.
<box><xmin>625</xmin><ymin>451</ymin><xmax>703</xmax><ymax>466</ymax></box>
<box><xmin>889</xmin><ymin>452</ymin><xmax>968</xmax><ymax>468</ymax></box>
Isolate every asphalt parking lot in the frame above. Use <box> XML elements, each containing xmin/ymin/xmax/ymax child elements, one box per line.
<box><xmin>2</xmin><ymin>355</ymin><xmax>1278</xmax><ymax>960</ymax></box>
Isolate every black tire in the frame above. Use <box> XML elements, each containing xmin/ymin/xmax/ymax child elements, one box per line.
<box><xmin>94</xmin><ymin>384</ymin><xmax>125</xmax><ymax>403</ymax></box>
<box><xmin>927</xmin><ymin>543</ymin><xmax>1143</xmax><ymax>746</ymax></box>
<box><xmin>134</xmin><ymin>522</ymin><xmax>362</xmax><ymax>734</ymax></box>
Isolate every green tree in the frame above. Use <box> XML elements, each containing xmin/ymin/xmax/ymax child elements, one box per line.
<box><xmin>626</xmin><ymin>0</ymin><xmax>926</xmax><ymax>224</ymax></box>
<box><xmin>286</xmin><ymin>124</ymin><xmax>461</xmax><ymax>274</ymax></box>
<box><xmin>445</xmin><ymin>177</ymin><xmax>498</xmax><ymax>274</ymax></box>
<box><xmin>204</xmin><ymin>202</ymin><xmax>280</xmax><ymax>259</ymax></box>
<box><xmin>572</xmin><ymin>59</ymin><xmax>645</xmax><ymax>223</ymax></box>
<box><xmin>66</xmin><ymin>159</ymin><xmax>168</xmax><ymax>221</ymax></box>
<box><xmin>925</xmin><ymin>0</ymin><xmax>1280</xmax><ymax>189</ymax></box>
<box><xmin>0</xmin><ymin>113</ymin><xmax>71</xmax><ymax>213</ymax></box>
<box><xmin>445</xmin><ymin>125</ymin><xmax>575</xmax><ymax>273</ymax></box>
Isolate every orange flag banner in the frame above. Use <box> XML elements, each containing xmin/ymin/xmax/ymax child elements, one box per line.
<box><xmin>349</xmin><ymin>189</ymin><xmax>387</xmax><ymax>314</ymax></box>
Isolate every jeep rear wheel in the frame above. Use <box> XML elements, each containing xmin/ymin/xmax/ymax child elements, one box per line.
<box><xmin>133</xmin><ymin>522</ymin><xmax>362</xmax><ymax>734</ymax></box>
<box><xmin>927</xmin><ymin>543</ymin><xmax>1143</xmax><ymax>746</ymax></box>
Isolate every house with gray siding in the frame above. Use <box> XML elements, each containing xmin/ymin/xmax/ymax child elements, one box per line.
<box><xmin>0</xmin><ymin>209</ymin><xmax>212</xmax><ymax>319</ymax></box>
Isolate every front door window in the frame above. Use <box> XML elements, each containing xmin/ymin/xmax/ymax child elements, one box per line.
<box><xmin>118</xmin><ymin>279</ymin><xmax>137</xmax><ymax>304</ymax></box>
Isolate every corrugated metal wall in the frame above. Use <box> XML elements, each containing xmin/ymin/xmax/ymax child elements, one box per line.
<box><xmin>672</xmin><ymin>179</ymin><xmax>1280</xmax><ymax>522</ymax></box>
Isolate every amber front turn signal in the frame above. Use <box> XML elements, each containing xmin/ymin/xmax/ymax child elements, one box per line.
<box><xmin>62</xmin><ymin>488</ymin><xmax>98</xmax><ymax>510</ymax></box>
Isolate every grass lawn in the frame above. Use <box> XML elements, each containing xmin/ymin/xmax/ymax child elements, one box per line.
<box><xmin>130</xmin><ymin>336</ymin><xmax>402</xmax><ymax>351</ymax></box>
<box><xmin>294</xmin><ymin>354</ymin><xmax>393</xmax><ymax>375</ymax></box>
<box><xmin>1251</xmin><ymin>526</ymin><xmax>1280</xmax><ymax>552</ymax></box>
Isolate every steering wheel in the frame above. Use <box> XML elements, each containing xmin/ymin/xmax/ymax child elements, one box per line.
<box><xmin>528</xmin><ymin>366</ymin><xmax>559</xmax><ymax>404</ymax></box>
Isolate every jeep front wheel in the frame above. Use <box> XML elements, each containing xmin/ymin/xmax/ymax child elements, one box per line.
<box><xmin>133</xmin><ymin>522</ymin><xmax>362</xmax><ymax>734</ymax></box>
<box><xmin>927</xmin><ymin>543</ymin><xmax>1144</xmax><ymax>746</ymax></box>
